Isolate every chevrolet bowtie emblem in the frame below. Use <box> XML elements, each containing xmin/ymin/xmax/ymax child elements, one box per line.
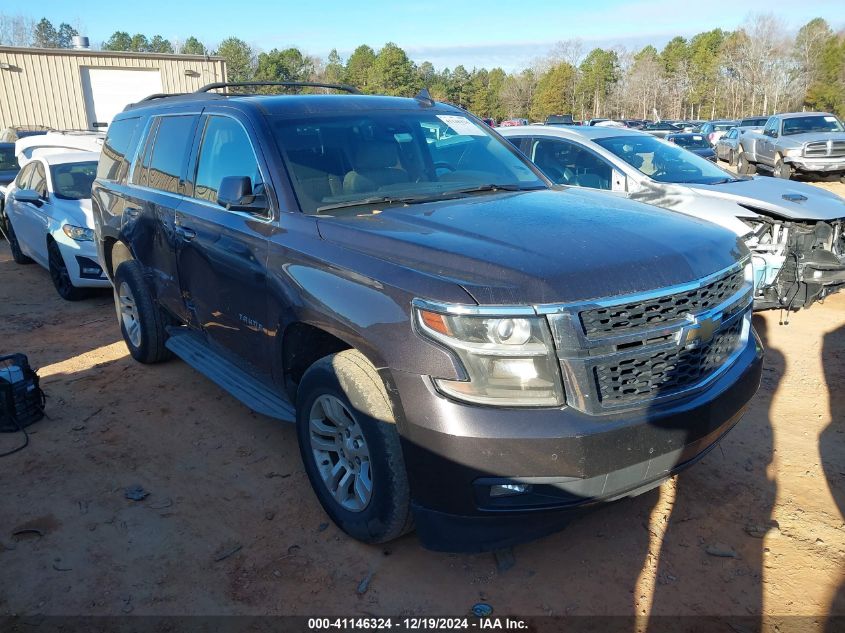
<box><xmin>680</xmin><ymin>314</ymin><xmax>721</xmax><ymax>348</ymax></box>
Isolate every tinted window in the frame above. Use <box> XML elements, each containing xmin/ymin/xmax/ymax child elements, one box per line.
<box><xmin>531</xmin><ymin>138</ymin><xmax>611</xmax><ymax>189</ymax></box>
<box><xmin>51</xmin><ymin>162</ymin><xmax>98</xmax><ymax>200</ymax></box>
<box><xmin>30</xmin><ymin>162</ymin><xmax>47</xmax><ymax>198</ymax></box>
<box><xmin>147</xmin><ymin>115</ymin><xmax>197</xmax><ymax>193</ymax></box>
<box><xmin>97</xmin><ymin>117</ymin><xmax>140</xmax><ymax>181</ymax></box>
<box><xmin>270</xmin><ymin>111</ymin><xmax>544</xmax><ymax>214</ymax></box>
<box><xmin>0</xmin><ymin>145</ymin><xmax>17</xmax><ymax>171</ymax></box>
<box><xmin>671</xmin><ymin>135</ymin><xmax>709</xmax><ymax>148</ymax></box>
<box><xmin>194</xmin><ymin>116</ymin><xmax>263</xmax><ymax>206</ymax></box>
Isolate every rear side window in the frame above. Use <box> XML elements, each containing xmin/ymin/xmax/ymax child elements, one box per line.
<box><xmin>146</xmin><ymin>115</ymin><xmax>198</xmax><ymax>194</ymax></box>
<box><xmin>97</xmin><ymin>117</ymin><xmax>140</xmax><ymax>181</ymax></box>
<box><xmin>193</xmin><ymin>116</ymin><xmax>263</xmax><ymax>206</ymax></box>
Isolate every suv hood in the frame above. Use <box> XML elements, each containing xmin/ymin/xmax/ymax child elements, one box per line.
<box><xmin>317</xmin><ymin>189</ymin><xmax>745</xmax><ymax>306</ymax></box>
<box><xmin>685</xmin><ymin>176</ymin><xmax>845</xmax><ymax>222</ymax></box>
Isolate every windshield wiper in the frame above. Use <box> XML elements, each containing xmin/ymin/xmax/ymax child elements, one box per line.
<box><xmin>445</xmin><ymin>183</ymin><xmax>545</xmax><ymax>195</ymax></box>
<box><xmin>316</xmin><ymin>195</ymin><xmax>428</xmax><ymax>213</ymax></box>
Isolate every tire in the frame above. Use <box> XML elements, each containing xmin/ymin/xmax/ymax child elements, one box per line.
<box><xmin>296</xmin><ymin>349</ymin><xmax>412</xmax><ymax>544</ymax></box>
<box><xmin>48</xmin><ymin>239</ymin><xmax>87</xmax><ymax>301</ymax></box>
<box><xmin>773</xmin><ymin>157</ymin><xmax>792</xmax><ymax>180</ymax></box>
<box><xmin>737</xmin><ymin>152</ymin><xmax>756</xmax><ymax>175</ymax></box>
<box><xmin>5</xmin><ymin>217</ymin><xmax>33</xmax><ymax>264</ymax></box>
<box><xmin>113</xmin><ymin>260</ymin><xmax>172</xmax><ymax>363</ymax></box>
<box><xmin>728</xmin><ymin>150</ymin><xmax>736</xmax><ymax>167</ymax></box>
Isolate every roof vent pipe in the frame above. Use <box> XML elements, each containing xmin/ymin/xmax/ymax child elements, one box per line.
<box><xmin>71</xmin><ymin>36</ymin><xmax>90</xmax><ymax>50</ymax></box>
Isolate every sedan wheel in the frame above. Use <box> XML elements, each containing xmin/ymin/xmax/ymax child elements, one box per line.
<box><xmin>48</xmin><ymin>240</ymin><xmax>86</xmax><ymax>301</ymax></box>
<box><xmin>6</xmin><ymin>218</ymin><xmax>33</xmax><ymax>265</ymax></box>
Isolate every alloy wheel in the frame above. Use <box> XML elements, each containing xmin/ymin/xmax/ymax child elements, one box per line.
<box><xmin>48</xmin><ymin>243</ymin><xmax>73</xmax><ymax>298</ymax></box>
<box><xmin>118</xmin><ymin>281</ymin><xmax>142</xmax><ymax>348</ymax></box>
<box><xmin>308</xmin><ymin>394</ymin><xmax>373</xmax><ymax>512</ymax></box>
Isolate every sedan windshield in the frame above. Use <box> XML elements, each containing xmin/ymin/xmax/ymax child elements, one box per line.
<box><xmin>595</xmin><ymin>135</ymin><xmax>735</xmax><ymax>184</ymax></box>
<box><xmin>782</xmin><ymin>115</ymin><xmax>844</xmax><ymax>135</ymax></box>
<box><xmin>270</xmin><ymin>111</ymin><xmax>545</xmax><ymax>214</ymax></box>
<box><xmin>50</xmin><ymin>161</ymin><xmax>97</xmax><ymax>200</ymax></box>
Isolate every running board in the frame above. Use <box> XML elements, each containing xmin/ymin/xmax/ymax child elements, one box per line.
<box><xmin>165</xmin><ymin>329</ymin><xmax>295</xmax><ymax>422</ymax></box>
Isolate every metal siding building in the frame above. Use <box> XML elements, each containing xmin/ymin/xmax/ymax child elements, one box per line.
<box><xmin>0</xmin><ymin>46</ymin><xmax>226</xmax><ymax>130</ymax></box>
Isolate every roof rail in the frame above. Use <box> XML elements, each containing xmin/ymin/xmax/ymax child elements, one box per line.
<box><xmin>196</xmin><ymin>81</ymin><xmax>360</xmax><ymax>94</ymax></box>
<box><xmin>137</xmin><ymin>92</ymin><xmax>188</xmax><ymax>102</ymax></box>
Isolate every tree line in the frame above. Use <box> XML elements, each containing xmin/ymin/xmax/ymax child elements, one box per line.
<box><xmin>1</xmin><ymin>13</ymin><xmax>843</xmax><ymax>120</ymax></box>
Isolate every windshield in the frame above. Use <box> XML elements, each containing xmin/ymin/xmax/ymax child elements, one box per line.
<box><xmin>270</xmin><ymin>111</ymin><xmax>545</xmax><ymax>214</ymax></box>
<box><xmin>0</xmin><ymin>145</ymin><xmax>17</xmax><ymax>171</ymax></box>
<box><xmin>712</xmin><ymin>123</ymin><xmax>736</xmax><ymax>132</ymax></box>
<box><xmin>671</xmin><ymin>135</ymin><xmax>710</xmax><ymax>149</ymax></box>
<box><xmin>782</xmin><ymin>115</ymin><xmax>844</xmax><ymax>135</ymax></box>
<box><xmin>50</xmin><ymin>161</ymin><xmax>97</xmax><ymax>200</ymax></box>
<box><xmin>741</xmin><ymin>118</ymin><xmax>768</xmax><ymax>127</ymax></box>
<box><xmin>595</xmin><ymin>135</ymin><xmax>735</xmax><ymax>184</ymax></box>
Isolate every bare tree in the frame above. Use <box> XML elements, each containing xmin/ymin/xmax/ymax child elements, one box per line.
<box><xmin>0</xmin><ymin>13</ymin><xmax>35</xmax><ymax>47</ymax></box>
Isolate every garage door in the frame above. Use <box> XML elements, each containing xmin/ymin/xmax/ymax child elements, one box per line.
<box><xmin>80</xmin><ymin>67</ymin><xmax>163</xmax><ymax>130</ymax></box>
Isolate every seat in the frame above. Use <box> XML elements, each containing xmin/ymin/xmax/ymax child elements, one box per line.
<box><xmin>281</xmin><ymin>131</ymin><xmax>345</xmax><ymax>208</ymax></box>
<box><xmin>343</xmin><ymin>142</ymin><xmax>410</xmax><ymax>194</ymax></box>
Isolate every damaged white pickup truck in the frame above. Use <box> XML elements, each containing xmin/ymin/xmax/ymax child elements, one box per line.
<box><xmin>500</xmin><ymin>125</ymin><xmax>845</xmax><ymax>312</ymax></box>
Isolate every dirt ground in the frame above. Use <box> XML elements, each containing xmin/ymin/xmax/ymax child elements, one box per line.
<box><xmin>0</xmin><ymin>176</ymin><xmax>844</xmax><ymax>626</ymax></box>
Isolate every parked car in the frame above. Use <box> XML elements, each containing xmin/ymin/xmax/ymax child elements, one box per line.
<box><xmin>545</xmin><ymin>114</ymin><xmax>574</xmax><ymax>126</ymax></box>
<box><xmin>4</xmin><ymin>150</ymin><xmax>110</xmax><ymax>299</ymax></box>
<box><xmin>500</xmin><ymin>125</ymin><xmax>845</xmax><ymax>312</ymax></box>
<box><xmin>666</xmin><ymin>133</ymin><xmax>717</xmax><ymax>162</ymax></box>
<box><xmin>498</xmin><ymin>118</ymin><xmax>528</xmax><ymax>127</ymax></box>
<box><xmin>738</xmin><ymin>112</ymin><xmax>845</xmax><ymax>181</ymax></box>
<box><xmin>643</xmin><ymin>121</ymin><xmax>681</xmax><ymax>138</ymax></box>
<box><xmin>481</xmin><ymin>118</ymin><xmax>496</xmax><ymax>127</ymax></box>
<box><xmin>0</xmin><ymin>142</ymin><xmax>19</xmax><ymax>236</ymax></box>
<box><xmin>92</xmin><ymin>83</ymin><xmax>762</xmax><ymax>551</ymax></box>
<box><xmin>700</xmin><ymin>120</ymin><xmax>738</xmax><ymax>145</ymax></box>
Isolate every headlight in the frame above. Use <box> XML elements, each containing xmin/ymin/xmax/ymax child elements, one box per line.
<box><xmin>62</xmin><ymin>224</ymin><xmax>94</xmax><ymax>241</ymax></box>
<box><xmin>783</xmin><ymin>148</ymin><xmax>802</xmax><ymax>158</ymax></box>
<box><xmin>415</xmin><ymin>306</ymin><xmax>565</xmax><ymax>407</ymax></box>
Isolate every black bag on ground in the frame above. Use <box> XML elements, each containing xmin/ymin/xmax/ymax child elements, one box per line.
<box><xmin>0</xmin><ymin>354</ymin><xmax>45</xmax><ymax>433</ymax></box>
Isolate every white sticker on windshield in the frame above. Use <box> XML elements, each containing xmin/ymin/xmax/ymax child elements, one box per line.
<box><xmin>824</xmin><ymin>116</ymin><xmax>838</xmax><ymax>122</ymax></box>
<box><xmin>436</xmin><ymin>115</ymin><xmax>485</xmax><ymax>136</ymax></box>
<box><xmin>693</xmin><ymin>135</ymin><xmax>703</xmax><ymax>140</ymax></box>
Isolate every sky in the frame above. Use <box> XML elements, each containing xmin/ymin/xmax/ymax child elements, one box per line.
<box><xmin>3</xmin><ymin>0</ymin><xmax>842</xmax><ymax>71</ymax></box>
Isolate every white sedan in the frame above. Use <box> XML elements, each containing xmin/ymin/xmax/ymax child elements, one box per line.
<box><xmin>3</xmin><ymin>151</ymin><xmax>110</xmax><ymax>300</ymax></box>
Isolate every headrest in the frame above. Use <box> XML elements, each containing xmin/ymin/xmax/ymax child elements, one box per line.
<box><xmin>56</xmin><ymin>172</ymin><xmax>75</xmax><ymax>188</ymax></box>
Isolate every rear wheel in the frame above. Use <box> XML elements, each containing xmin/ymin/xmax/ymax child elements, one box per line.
<box><xmin>773</xmin><ymin>157</ymin><xmax>792</xmax><ymax>180</ymax></box>
<box><xmin>48</xmin><ymin>239</ymin><xmax>87</xmax><ymax>301</ymax></box>
<box><xmin>5</xmin><ymin>218</ymin><xmax>33</xmax><ymax>264</ymax></box>
<box><xmin>737</xmin><ymin>152</ymin><xmax>756</xmax><ymax>175</ymax></box>
<box><xmin>296</xmin><ymin>349</ymin><xmax>412</xmax><ymax>544</ymax></box>
<box><xmin>113</xmin><ymin>260</ymin><xmax>172</xmax><ymax>363</ymax></box>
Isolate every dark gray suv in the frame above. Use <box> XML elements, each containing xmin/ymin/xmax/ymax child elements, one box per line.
<box><xmin>91</xmin><ymin>82</ymin><xmax>763</xmax><ymax>551</ymax></box>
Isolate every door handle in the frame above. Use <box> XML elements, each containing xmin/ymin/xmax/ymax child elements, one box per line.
<box><xmin>125</xmin><ymin>206</ymin><xmax>141</xmax><ymax>218</ymax></box>
<box><xmin>176</xmin><ymin>226</ymin><xmax>197</xmax><ymax>241</ymax></box>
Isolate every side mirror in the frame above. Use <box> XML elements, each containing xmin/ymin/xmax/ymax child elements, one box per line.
<box><xmin>13</xmin><ymin>188</ymin><xmax>42</xmax><ymax>205</ymax></box>
<box><xmin>216</xmin><ymin>176</ymin><xmax>268</xmax><ymax>213</ymax></box>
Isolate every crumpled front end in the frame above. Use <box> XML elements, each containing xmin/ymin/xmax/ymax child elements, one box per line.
<box><xmin>745</xmin><ymin>214</ymin><xmax>845</xmax><ymax>311</ymax></box>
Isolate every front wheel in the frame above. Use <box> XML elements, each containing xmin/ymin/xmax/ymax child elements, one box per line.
<box><xmin>296</xmin><ymin>349</ymin><xmax>412</xmax><ymax>544</ymax></box>
<box><xmin>113</xmin><ymin>260</ymin><xmax>172</xmax><ymax>363</ymax></box>
<box><xmin>773</xmin><ymin>157</ymin><xmax>792</xmax><ymax>180</ymax></box>
<box><xmin>728</xmin><ymin>150</ymin><xmax>737</xmax><ymax>167</ymax></box>
<box><xmin>48</xmin><ymin>239</ymin><xmax>87</xmax><ymax>301</ymax></box>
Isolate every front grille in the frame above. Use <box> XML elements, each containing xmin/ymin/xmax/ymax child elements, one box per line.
<box><xmin>579</xmin><ymin>268</ymin><xmax>745</xmax><ymax>338</ymax></box>
<box><xmin>804</xmin><ymin>141</ymin><xmax>845</xmax><ymax>158</ymax></box>
<box><xmin>545</xmin><ymin>262</ymin><xmax>753</xmax><ymax>415</ymax></box>
<box><xmin>593</xmin><ymin>318</ymin><xmax>744</xmax><ymax>405</ymax></box>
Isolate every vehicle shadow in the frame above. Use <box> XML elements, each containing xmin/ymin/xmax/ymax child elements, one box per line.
<box><xmin>821</xmin><ymin>323</ymin><xmax>845</xmax><ymax>630</ymax></box>
<box><xmin>641</xmin><ymin>314</ymin><xmax>776</xmax><ymax>628</ymax></box>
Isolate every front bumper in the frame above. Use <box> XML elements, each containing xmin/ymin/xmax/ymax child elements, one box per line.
<box><xmin>392</xmin><ymin>330</ymin><xmax>763</xmax><ymax>551</ymax></box>
<box><xmin>53</xmin><ymin>230</ymin><xmax>111</xmax><ymax>288</ymax></box>
<box><xmin>785</xmin><ymin>156</ymin><xmax>845</xmax><ymax>173</ymax></box>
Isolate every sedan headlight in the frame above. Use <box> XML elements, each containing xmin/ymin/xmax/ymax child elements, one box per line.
<box><xmin>62</xmin><ymin>224</ymin><xmax>94</xmax><ymax>241</ymax></box>
<box><xmin>415</xmin><ymin>306</ymin><xmax>565</xmax><ymax>407</ymax></box>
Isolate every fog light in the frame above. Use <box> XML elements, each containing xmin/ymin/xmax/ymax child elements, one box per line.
<box><xmin>490</xmin><ymin>483</ymin><xmax>531</xmax><ymax>497</ymax></box>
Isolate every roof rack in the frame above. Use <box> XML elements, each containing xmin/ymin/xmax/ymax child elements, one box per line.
<box><xmin>137</xmin><ymin>92</ymin><xmax>189</xmax><ymax>102</ymax></box>
<box><xmin>197</xmin><ymin>81</ymin><xmax>360</xmax><ymax>94</ymax></box>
